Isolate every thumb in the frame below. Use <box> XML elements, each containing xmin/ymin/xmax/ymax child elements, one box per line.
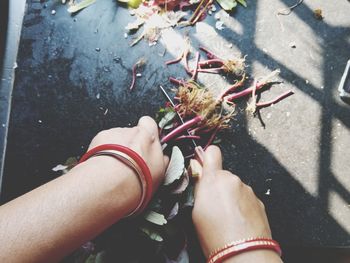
<box><xmin>202</xmin><ymin>145</ymin><xmax>223</xmax><ymax>177</ymax></box>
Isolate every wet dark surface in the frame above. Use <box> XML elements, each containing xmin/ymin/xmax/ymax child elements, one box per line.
<box><xmin>1</xmin><ymin>0</ymin><xmax>350</xmax><ymax>260</ymax></box>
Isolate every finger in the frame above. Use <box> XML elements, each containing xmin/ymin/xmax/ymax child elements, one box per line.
<box><xmin>202</xmin><ymin>145</ymin><xmax>222</xmax><ymax>177</ymax></box>
<box><xmin>137</xmin><ymin>116</ymin><xmax>159</xmax><ymax>141</ymax></box>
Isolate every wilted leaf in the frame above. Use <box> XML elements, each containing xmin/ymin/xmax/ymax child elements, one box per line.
<box><xmin>64</xmin><ymin>156</ymin><xmax>78</xmax><ymax>170</ymax></box>
<box><xmin>159</xmin><ymin>111</ymin><xmax>176</xmax><ymax>129</ymax></box>
<box><xmin>125</xmin><ymin>18</ymin><xmax>145</xmax><ymax>31</ymax></box>
<box><xmin>314</xmin><ymin>9</ymin><xmax>323</xmax><ymax>20</ymax></box>
<box><xmin>216</xmin><ymin>0</ymin><xmax>237</xmax><ymax>11</ymax></box>
<box><xmin>52</xmin><ymin>164</ymin><xmax>68</xmax><ymax>172</ymax></box>
<box><xmin>164</xmin><ymin>11</ymin><xmax>187</xmax><ymax>27</ymax></box>
<box><xmin>164</xmin><ymin>146</ymin><xmax>185</xmax><ymax>185</ymax></box>
<box><xmin>140</xmin><ymin>226</ymin><xmax>164</xmax><ymax>242</ymax></box>
<box><xmin>236</xmin><ymin>0</ymin><xmax>247</xmax><ymax>7</ymax></box>
<box><xmin>67</xmin><ymin>0</ymin><xmax>96</xmax><ymax>13</ymax></box>
<box><xmin>144</xmin><ymin>210</ymin><xmax>168</xmax><ymax>225</ymax></box>
<box><xmin>167</xmin><ymin>202</ymin><xmax>179</xmax><ymax>220</ymax></box>
<box><xmin>171</xmin><ymin>170</ymin><xmax>189</xmax><ymax>194</ymax></box>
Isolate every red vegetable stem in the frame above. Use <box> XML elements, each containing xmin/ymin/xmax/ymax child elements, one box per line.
<box><xmin>175</xmin><ymin>135</ymin><xmax>201</xmax><ymax>141</ymax></box>
<box><xmin>191</xmin><ymin>0</ymin><xmax>213</xmax><ymax>25</ymax></box>
<box><xmin>224</xmin><ymin>81</ymin><xmax>267</xmax><ymax>102</ymax></box>
<box><xmin>161</xmin><ymin>115</ymin><xmax>203</xmax><ymax>144</ymax></box>
<box><xmin>256</xmin><ymin>90</ymin><xmax>294</xmax><ymax>108</ymax></box>
<box><xmin>197</xmin><ymin>68</ymin><xmax>222</xmax><ymax>74</ymax></box>
<box><xmin>191</xmin><ymin>52</ymin><xmax>200</xmax><ymax>80</ymax></box>
<box><xmin>199</xmin><ymin>46</ymin><xmax>220</xmax><ymax>59</ymax></box>
<box><xmin>199</xmin><ymin>59</ymin><xmax>224</xmax><ymax>67</ymax></box>
<box><xmin>129</xmin><ymin>64</ymin><xmax>137</xmax><ymax>90</ymax></box>
<box><xmin>189</xmin><ymin>0</ymin><xmax>207</xmax><ymax>24</ymax></box>
<box><xmin>218</xmin><ymin>75</ymin><xmax>246</xmax><ymax>100</ymax></box>
<box><xmin>169</xmin><ymin>77</ymin><xmax>184</xmax><ymax>85</ymax></box>
<box><xmin>174</xmin><ymin>104</ymin><xmax>181</xmax><ymax>111</ymax></box>
<box><xmin>184</xmin><ymin>50</ymin><xmax>192</xmax><ymax>75</ymax></box>
<box><xmin>166</xmin><ymin>55</ymin><xmax>183</xmax><ymax>65</ymax></box>
<box><xmin>204</xmin><ymin>126</ymin><xmax>220</xmax><ymax>150</ymax></box>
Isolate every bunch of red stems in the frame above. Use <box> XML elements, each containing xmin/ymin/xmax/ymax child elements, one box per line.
<box><xmin>161</xmin><ymin>46</ymin><xmax>294</xmax><ymax>150</ymax></box>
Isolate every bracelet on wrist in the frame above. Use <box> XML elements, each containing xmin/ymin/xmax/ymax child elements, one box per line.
<box><xmin>79</xmin><ymin>144</ymin><xmax>153</xmax><ymax>217</ymax></box>
<box><xmin>207</xmin><ymin>237</ymin><xmax>282</xmax><ymax>263</ymax></box>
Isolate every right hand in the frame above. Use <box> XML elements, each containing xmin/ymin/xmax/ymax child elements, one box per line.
<box><xmin>192</xmin><ymin>146</ymin><xmax>281</xmax><ymax>262</ymax></box>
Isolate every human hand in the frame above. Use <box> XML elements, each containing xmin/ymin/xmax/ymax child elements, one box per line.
<box><xmin>192</xmin><ymin>146</ymin><xmax>281</xmax><ymax>262</ymax></box>
<box><xmin>87</xmin><ymin>116</ymin><xmax>168</xmax><ymax>193</ymax></box>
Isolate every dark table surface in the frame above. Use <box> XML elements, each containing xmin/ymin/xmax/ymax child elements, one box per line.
<box><xmin>1</xmin><ymin>0</ymin><xmax>350</xmax><ymax>253</ymax></box>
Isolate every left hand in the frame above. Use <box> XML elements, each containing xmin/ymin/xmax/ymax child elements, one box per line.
<box><xmin>87</xmin><ymin>116</ymin><xmax>169</xmax><ymax>190</ymax></box>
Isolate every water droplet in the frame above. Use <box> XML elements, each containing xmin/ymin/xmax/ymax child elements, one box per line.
<box><xmin>95</xmin><ymin>47</ymin><xmax>100</xmax><ymax>52</ymax></box>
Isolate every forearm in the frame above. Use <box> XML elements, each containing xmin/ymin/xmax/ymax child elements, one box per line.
<box><xmin>0</xmin><ymin>156</ymin><xmax>140</xmax><ymax>263</ymax></box>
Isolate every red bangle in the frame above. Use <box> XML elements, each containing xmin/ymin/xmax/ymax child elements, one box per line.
<box><xmin>207</xmin><ymin>238</ymin><xmax>282</xmax><ymax>263</ymax></box>
<box><xmin>79</xmin><ymin>144</ymin><xmax>153</xmax><ymax>217</ymax></box>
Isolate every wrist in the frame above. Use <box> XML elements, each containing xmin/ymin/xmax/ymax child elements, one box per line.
<box><xmin>80</xmin><ymin>155</ymin><xmax>142</xmax><ymax>217</ymax></box>
<box><xmin>222</xmin><ymin>250</ymin><xmax>283</xmax><ymax>263</ymax></box>
<box><xmin>207</xmin><ymin>238</ymin><xmax>282</xmax><ymax>263</ymax></box>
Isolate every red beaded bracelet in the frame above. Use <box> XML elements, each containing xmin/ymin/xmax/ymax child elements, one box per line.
<box><xmin>79</xmin><ymin>144</ymin><xmax>153</xmax><ymax>217</ymax></box>
<box><xmin>207</xmin><ymin>238</ymin><xmax>282</xmax><ymax>263</ymax></box>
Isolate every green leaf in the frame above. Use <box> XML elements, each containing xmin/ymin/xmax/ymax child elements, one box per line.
<box><xmin>95</xmin><ymin>251</ymin><xmax>107</xmax><ymax>263</ymax></box>
<box><xmin>85</xmin><ymin>255</ymin><xmax>96</xmax><ymax>263</ymax></box>
<box><xmin>144</xmin><ymin>211</ymin><xmax>168</xmax><ymax>225</ymax></box>
<box><xmin>216</xmin><ymin>0</ymin><xmax>237</xmax><ymax>11</ymax></box>
<box><xmin>167</xmin><ymin>202</ymin><xmax>179</xmax><ymax>220</ymax></box>
<box><xmin>236</xmin><ymin>0</ymin><xmax>247</xmax><ymax>7</ymax></box>
<box><xmin>159</xmin><ymin>111</ymin><xmax>176</xmax><ymax>129</ymax></box>
<box><xmin>171</xmin><ymin>170</ymin><xmax>189</xmax><ymax>194</ymax></box>
<box><xmin>67</xmin><ymin>0</ymin><xmax>96</xmax><ymax>13</ymax></box>
<box><xmin>164</xmin><ymin>146</ymin><xmax>185</xmax><ymax>185</ymax></box>
<box><xmin>128</xmin><ymin>0</ymin><xmax>142</xmax><ymax>8</ymax></box>
<box><xmin>140</xmin><ymin>227</ymin><xmax>164</xmax><ymax>242</ymax></box>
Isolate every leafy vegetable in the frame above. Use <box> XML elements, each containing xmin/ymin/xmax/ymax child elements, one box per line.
<box><xmin>171</xmin><ymin>170</ymin><xmax>189</xmax><ymax>194</ymax></box>
<box><xmin>128</xmin><ymin>0</ymin><xmax>143</xmax><ymax>9</ymax></box>
<box><xmin>140</xmin><ymin>226</ymin><xmax>164</xmax><ymax>242</ymax></box>
<box><xmin>67</xmin><ymin>0</ymin><xmax>96</xmax><ymax>13</ymax></box>
<box><xmin>216</xmin><ymin>0</ymin><xmax>237</xmax><ymax>11</ymax></box>
<box><xmin>236</xmin><ymin>0</ymin><xmax>247</xmax><ymax>7</ymax></box>
<box><xmin>164</xmin><ymin>146</ymin><xmax>185</xmax><ymax>185</ymax></box>
<box><xmin>159</xmin><ymin>111</ymin><xmax>177</xmax><ymax>129</ymax></box>
<box><xmin>167</xmin><ymin>202</ymin><xmax>179</xmax><ymax>220</ymax></box>
<box><xmin>144</xmin><ymin>211</ymin><xmax>168</xmax><ymax>225</ymax></box>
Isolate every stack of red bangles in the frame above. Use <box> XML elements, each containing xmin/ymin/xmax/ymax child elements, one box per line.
<box><xmin>79</xmin><ymin>144</ymin><xmax>153</xmax><ymax>217</ymax></box>
<box><xmin>207</xmin><ymin>237</ymin><xmax>282</xmax><ymax>263</ymax></box>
